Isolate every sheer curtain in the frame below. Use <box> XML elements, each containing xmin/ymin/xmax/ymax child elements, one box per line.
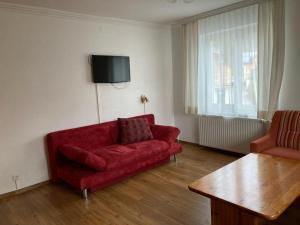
<box><xmin>183</xmin><ymin>0</ymin><xmax>285</xmax><ymax>120</ymax></box>
<box><xmin>198</xmin><ymin>5</ymin><xmax>258</xmax><ymax>118</ymax></box>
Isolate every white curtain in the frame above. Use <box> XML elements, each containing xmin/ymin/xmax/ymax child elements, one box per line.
<box><xmin>198</xmin><ymin>5</ymin><xmax>258</xmax><ymax>118</ymax></box>
<box><xmin>183</xmin><ymin>0</ymin><xmax>285</xmax><ymax>120</ymax></box>
<box><xmin>183</xmin><ymin>21</ymin><xmax>199</xmax><ymax>114</ymax></box>
<box><xmin>258</xmin><ymin>0</ymin><xmax>285</xmax><ymax>120</ymax></box>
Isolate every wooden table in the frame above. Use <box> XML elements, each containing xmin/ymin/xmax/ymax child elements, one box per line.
<box><xmin>189</xmin><ymin>153</ymin><xmax>300</xmax><ymax>225</ymax></box>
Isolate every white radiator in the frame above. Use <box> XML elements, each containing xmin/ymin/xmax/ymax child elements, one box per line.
<box><xmin>198</xmin><ymin>116</ymin><xmax>267</xmax><ymax>154</ymax></box>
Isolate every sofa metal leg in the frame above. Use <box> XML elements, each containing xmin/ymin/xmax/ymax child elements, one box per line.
<box><xmin>174</xmin><ymin>154</ymin><xmax>177</xmax><ymax>162</ymax></box>
<box><xmin>83</xmin><ymin>189</ymin><xmax>88</xmax><ymax>200</ymax></box>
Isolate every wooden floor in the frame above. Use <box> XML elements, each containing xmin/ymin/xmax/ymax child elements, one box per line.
<box><xmin>0</xmin><ymin>143</ymin><xmax>239</xmax><ymax>225</ymax></box>
<box><xmin>2</xmin><ymin>144</ymin><xmax>299</xmax><ymax>225</ymax></box>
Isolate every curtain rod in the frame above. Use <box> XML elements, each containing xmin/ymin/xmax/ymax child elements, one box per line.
<box><xmin>173</xmin><ymin>0</ymin><xmax>261</xmax><ymax>25</ymax></box>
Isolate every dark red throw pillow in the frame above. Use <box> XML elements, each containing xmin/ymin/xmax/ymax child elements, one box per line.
<box><xmin>59</xmin><ymin>145</ymin><xmax>106</xmax><ymax>171</ymax></box>
<box><xmin>118</xmin><ymin>118</ymin><xmax>154</xmax><ymax>144</ymax></box>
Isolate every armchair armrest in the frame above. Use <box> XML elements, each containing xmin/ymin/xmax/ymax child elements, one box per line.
<box><xmin>250</xmin><ymin>134</ymin><xmax>276</xmax><ymax>153</ymax></box>
<box><xmin>150</xmin><ymin>124</ymin><xmax>180</xmax><ymax>145</ymax></box>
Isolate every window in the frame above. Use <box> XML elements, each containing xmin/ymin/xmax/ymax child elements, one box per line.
<box><xmin>198</xmin><ymin>5</ymin><xmax>258</xmax><ymax>118</ymax></box>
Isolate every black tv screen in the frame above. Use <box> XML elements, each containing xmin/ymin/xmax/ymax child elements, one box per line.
<box><xmin>91</xmin><ymin>55</ymin><xmax>130</xmax><ymax>83</ymax></box>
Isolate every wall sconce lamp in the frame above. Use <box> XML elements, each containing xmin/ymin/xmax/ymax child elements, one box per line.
<box><xmin>140</xmin><ymin>95</ymin><xmax>149</xmax><ymax>114</ymax></box>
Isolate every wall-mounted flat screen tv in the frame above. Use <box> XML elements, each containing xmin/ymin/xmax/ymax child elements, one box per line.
<box><xmin>91</xmin><ymin>55</ymin><xmax>130</xmax><ymax>83</ymax></box>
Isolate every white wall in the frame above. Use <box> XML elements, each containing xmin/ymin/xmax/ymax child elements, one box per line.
<box><xmin>0</xmin><ymin>5</ymin><xmax>174</xmax><ymax>194</ymax></box>
<box><xmin>279</xmin><ymin>0</ymin><xmax>300</xmax><ymax>110</ymax></box>
<box><xmin>172</xmin><ymin>0</ymin><xmax>300</xmax><ymax>144</ymax></box>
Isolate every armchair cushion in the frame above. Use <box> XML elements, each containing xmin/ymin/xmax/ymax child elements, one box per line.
<box><xmin>118</xmin><ymin>118</ymin><xmax>153</xmax><ymax>144</ymax></box>
<box><xmin>277</xmin><ymin>111</ymin><xmax>300</xmax><ymax>150</ymax></box>
<box><xmin>59</xmin><ymin>145</ymin><xmax>106</xmax><ymax>171</ymax></box>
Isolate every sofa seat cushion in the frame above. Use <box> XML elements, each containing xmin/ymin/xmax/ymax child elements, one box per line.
<box><xmin>92</xmin><ymin>140</ymin><xmax>169</xmax><ymax>171</ymax></box>
<box><xmin>126</xmin><ymin>139</ymin><xmax>169</xmax><ymax>155</ymax></box>
<box><xmin>263</xmin><ymin>147</ymin><xmax>300</xmax><ymax>160</ymax></box>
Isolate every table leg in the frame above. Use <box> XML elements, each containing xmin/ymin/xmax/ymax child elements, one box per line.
<box><xmin>211</xmin><ymin>199</ymin><xmax>264</xmax><ymax>225</ymax></box>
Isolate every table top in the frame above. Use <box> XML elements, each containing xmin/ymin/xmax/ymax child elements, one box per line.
<box><xmin>188</xmin><ymin>153</ymin><xmax>300</xmax><ymax>220</ymax></box>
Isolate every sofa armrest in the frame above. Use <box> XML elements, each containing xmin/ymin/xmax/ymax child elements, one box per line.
<box><xmin>250</xmin><ymin>134</ymin><xmax>276</xmax><ymax>153</ymax></box>
<box><xmin>150</xmin><ymin>124</ymin><xmax>180</xmax><ymax>145</ymax></box>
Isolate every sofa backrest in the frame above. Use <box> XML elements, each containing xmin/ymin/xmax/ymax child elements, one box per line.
<box><xmin>276</xmin><ymin>111</ymin><xmax>300</xmax><ymax>150</ymax></box>
<box><xmin>46</xmin><ymin>114</ymin><xmax>155</xmax><ymax>181</ymax></box>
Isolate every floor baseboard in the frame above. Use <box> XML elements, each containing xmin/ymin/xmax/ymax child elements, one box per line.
<box><xmin>0</xmin><ymin>180</ymin><xmax>49</xmax><ymax>200</ymax></box>
<box><xmin>178</xmin><ymin>140</ymin><xmax>245</xmax><ymax>157</ymax></box>
<box><xmin>178</xmin><ymin>140</ymin><xmax>199</xmax><ymax>146</ymax></box>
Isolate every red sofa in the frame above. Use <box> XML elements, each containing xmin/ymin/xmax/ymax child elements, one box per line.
<box><xmin>47</xmin><ymin>114</ymin><xmax>181</xmax><ymax>197</ymax></box>
<box><xmin>250</xmin><ymin>111</ymin><xmax>300</xmax><ymax>160</ymax></box>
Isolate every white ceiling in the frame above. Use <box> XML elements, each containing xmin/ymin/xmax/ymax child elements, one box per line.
<box><xmin>0</xmin><ymin>0</ymin><xmax>243</xmax><ymax>24</ymax></box>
